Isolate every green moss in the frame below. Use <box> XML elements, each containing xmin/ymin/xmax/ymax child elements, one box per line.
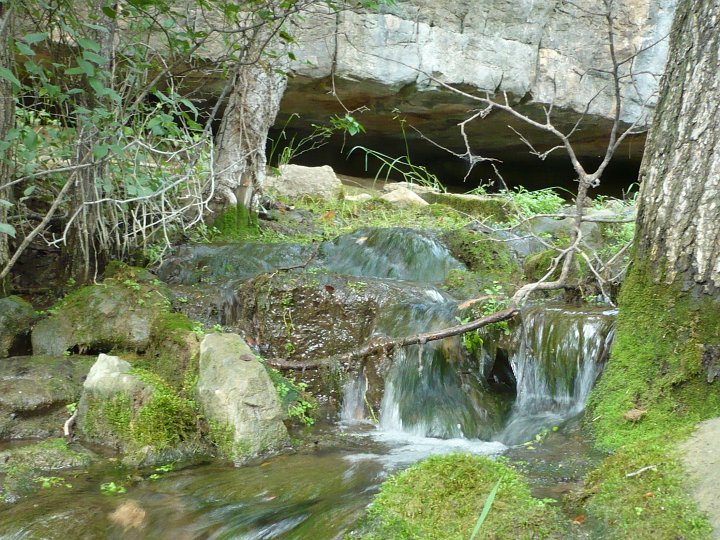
<box><xmin>129</xmin><ymin>369</ymin><xmax>197</xmax><ymax>451</ymax></box>
<box><xmin>423</xmin><ymin>193</ymin><xmax>515</xmax><ymax>223</ymax></box>
<box><xmin>211</xmin><ymin>204</ymin><xmax>259</xmax><ymax>241</ymax></box>
<box><xmin>82</xmin><ymin>370</ymin><xmax>196</xmax><ymax>454</ymax></box>
<box><xmin>146</xmin><ymin>312</ymin><xmax>200</xmax><ymax>390</ymax></box>
<box><xmin>523</xmin><ymin>250</ymin><xmax>558</xmax><ymax>282</ymax></box>
<box><xmin>0</xmin><ymin>438</ymin><xmax>92</xmax><ymax>473</ymax></box>
<box><xmin>249</xmin><ymin>197</ymin><xmax>472</xmax><ymax>245</ymax></box>
<box><xmin>82</xmin><ymin>392</ymin><xmax>132</xmax><ymax>444</ymax></box>
<box><xmin>585</xmin><ymin>263</ymin><xmax>720</xmax><ymax>537</ymax></box>
<box><xmin>103</xmin><ymin>261</ymin><xmax>157</xmax><ymax>283</ymax></box>
<box><xmin>442</xmin><ymin>229</ymin><xmax>519</xmax><ymax>296</ymax></box>
<box><xmin>358</xmin><ymin>454</ymin><xmax>563</xmax><ymax>540</ymax></box>
<box><xmin>585</xmin><ymin>438</ymin><xmax>711</xmax><ymax>539</ymax></box>
<box><xmin>588</xmin><ymin>269</ymin><xmax>720</xmax><ymax>449</ymax></box>
<box><xmin>207</xmin><ymin>419</ymin><xmax>251</xmax><ymax>461</ymax></box>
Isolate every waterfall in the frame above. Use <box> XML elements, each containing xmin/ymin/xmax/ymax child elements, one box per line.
<box><xmin>341</xmin><ymin>303</ymin><xmax>616</xmax><ymax>449</ymax></box>
<box><xmin>341</xmin><ymin>299</ymin><xmax>508</xmax><ymax>441</ymax></box>
<box><xmin>496</xmin><ymin>306</ymin><xmax>616</xmax><ymax>444</ymax></box>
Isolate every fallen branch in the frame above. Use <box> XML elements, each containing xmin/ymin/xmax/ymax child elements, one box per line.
<box><xmin>266</xmin><ymin>306</ymin><xmax>519</xmax><ymax>370</ymax></box>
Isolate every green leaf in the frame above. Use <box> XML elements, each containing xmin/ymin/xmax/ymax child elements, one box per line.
<box><xmin>0</xmin><ymin>67</ymin><xmax>21</xmax><ymax>87</ymax></box>
<box><xmin>22</xmin><ymin>32</ymin><xmax>49</xmax><ymax>45</ymax></box>
<box><xmin>16</xmin><ymin>42</ymin><xmax>35</xmax><ymax>56</ymax></box>
<box><xmin>83</xmin><ymin>51</ymin><xmax>107</xmax><ymax>65</ymax></box>
<box><xmin>0</xmin><ymin>199</ymin><xmax>13</xmax><ymax>208</ymax></box>
<box><xmin>93</xmin><ymin>144</ymin><xmax>109</xmax><ymax>159</ymax></box>
<box><xmin>77</xmin><ymin>37</ymin><xmax>101</xmax><ymax>52</ymax></box>
<box><xmin>65</xmin><ymin>66</ymin><xmax>86</xmax><ymax>76</ymax></box>
<box><xmin>23</xmin><ymin>185</ymin><xmax>36</xmax><ymax>197</ymax></box>
<box><xmin>76</xmin><ymin>58</ymin><xmax>96</xmax><ymax>77</ymax></box>
<box><xmin>102</xmin><ymin>6</ymin><xmax>117</xmax><ymax>19</ymax></box>
<box><xmin>0</xmin><ymin>223</ymin><xmax>16</xmax><ymax>238</ymax></box>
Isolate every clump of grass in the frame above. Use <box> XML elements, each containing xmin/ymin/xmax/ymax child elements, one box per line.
<box><xmin>356</xmin><ymin>453</ymin><xmax>564</xmax><ymax>540</ymax></box>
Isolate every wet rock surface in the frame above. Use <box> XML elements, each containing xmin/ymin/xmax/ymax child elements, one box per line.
<box><xmin>0</xmin><ymin>355</ymin><xmax>96</xmax><ymax>440</ymax></box>
<box><xmin>0</xmin><ymin>296</ymin><xmax>37</xmax><ymax>358</ymax></box>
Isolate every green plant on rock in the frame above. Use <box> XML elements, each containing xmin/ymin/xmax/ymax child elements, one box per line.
<box><xmin>262</xmin><ymin>362</ymin><xmax>317</xmax><ymax>426</ymax></box>
<box><xmin>502</xmin><ymin>186</ymin><xmax>566</xmax><ymax>223</ymax></box>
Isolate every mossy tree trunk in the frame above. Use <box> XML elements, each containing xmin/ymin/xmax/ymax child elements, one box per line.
<box><xmin>591</xmin><ymin>0</ymin><xmax>720</xmax><ymax>449</ymax></box>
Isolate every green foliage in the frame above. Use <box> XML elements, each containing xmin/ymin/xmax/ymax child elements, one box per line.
<box><xmin>348</xmin><ymin>110</ymin><xmax>443</xmax><ymax>191</ymax></box>
<box><xmin>100</xmin><ymin>481</ymin><xmax>126</xmax><ymax>495</ymax></box>
<box><xmin>268</xmin><ymin>113</ymin><xmax>365</xmax><ymax>168</ymax></box>
<box><xmin>357</xmin><ymin>453</ymin><xmax>563</xmax><ymax>539</ymax></box>
<box><xmin>263</xmin><ymin>361</ymin><xmax>317</xmax><ymax>426</ymax></box>
<box><xmin>501</xmin><ymin>186</ymin><xmax>566</xmax><ymax>222</ymax></box>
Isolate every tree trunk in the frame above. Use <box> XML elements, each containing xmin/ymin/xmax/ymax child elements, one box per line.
<box><xmin>633</xmin><ymin>0</ymin><xmax>720</xmax><ymax>298</ymax></box>
<box><xmin>214</xmin><ymin>32</ymin><xmax>288</xmax><ymax>210</ymax></box>
<box><xmin>589</xmin><ymin>0</ymin><xmax>720</xmax><ymax>450</ymax></box>
<box><xmin>0</xmin><ymin>3</ymin><xmax>13</xmax><ymax>282</ymax></box>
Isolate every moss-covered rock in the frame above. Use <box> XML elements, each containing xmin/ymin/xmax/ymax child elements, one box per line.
<box><xmin>210</xmin><ymin>204</ymin><xmax>259</xmax><ymax>241</ymax></box>
<box><xmin>0</xmin><ymin>355</ymin><xmax>96</xmax><ymax>440</ymax></box>
<box><xmin>31</xmin><ymin>270</ymin><xmax>172</xmax><ymax>356</ymax></box>
<box><xmin>0</xmin><ymin>296</ymin><xmax>37</xmax><ymax>358</ymax></box>
<box><xmin>422</xmin><ymin>193</ymin><xmax>515</xmax><ymax>223</ymax></box>
<box><xmin>357</xmin><ymin>453</ymin><xmax>564</xmax><ymax>539</ymax></box>
<box><xmin>144</xmin><ymin>312</ymin><xmax>201</xmax><ymax>391</ymax></box>
<box><xmin>77</xmin><ymin>354</ymin><xmax>199</xmax><ymax>463</ymax></box>
<box><xmin>0</xmin><ymin>438</ymin><xmax>94</xmax><ymax>473</ymax></box>
<box><xmin>441</xmin><ymin>229</ymin><xmax>520</xmax><ymax>297</ymax></box>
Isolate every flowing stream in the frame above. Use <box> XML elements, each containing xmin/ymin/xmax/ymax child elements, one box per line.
<box><xmin>1</xmin><ymin>229</ymin><xmax>616</xmax><ymax>538</ymax></box>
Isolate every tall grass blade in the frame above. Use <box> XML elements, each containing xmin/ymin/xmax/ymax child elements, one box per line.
<box><xmin>469</xmin><ymin>478</ymin><xmax>501</xmax><ymax>540</ymax></box>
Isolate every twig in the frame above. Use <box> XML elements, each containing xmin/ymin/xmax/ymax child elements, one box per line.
<box><xmin>625</xmin><ymin>464</ymin><xmax>657</xmax><ymax>478</ymax></box>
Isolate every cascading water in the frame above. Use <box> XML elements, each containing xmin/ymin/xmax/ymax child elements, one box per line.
<box><xmin>317</xmin><ymin>227</ymin><xmax>464</xmax><ymax>283</ymax></box>
<box><xmin>496</xmin><ymin>305</ymin><xmax>617</xmax><ymax>444</ymax></box>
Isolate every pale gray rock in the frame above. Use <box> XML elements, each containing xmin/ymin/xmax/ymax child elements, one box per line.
<box><xmin>264</xmin><ymin>164</ymin><xmax>341</xmax><ymax>200</ymax></box>
<box><xmin>380</xmin><ymin>186</ymin><xmax>429</xmax><ymax>206</ymax></box>
<box><xmin>197</xmin><ymin>333</ymin><xmax>289</xmax><ymax>464</ymax></box>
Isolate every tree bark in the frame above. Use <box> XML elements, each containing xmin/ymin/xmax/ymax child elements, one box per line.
<box><xmin>634</xmin><ymin>0</ymin><xmax>720</xmax><ymax>298</ymax></box>
<box><xmin>0</xmin><ymin>4</ymin><xmax>13</xmax><ymax>277</ymax></box>
<box><xmin>589</xmin><ymin>0</ymin><xmax>720</xmax><ymax>454</ymax></box>
<box><xmin>214</xmin><ymin>29</ymin><xmax>288</xmax><ymax>210</ymax></box>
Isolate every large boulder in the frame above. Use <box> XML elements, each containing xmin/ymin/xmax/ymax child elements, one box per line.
<box><xmin>263</xmin><ymin>164</ymin><xmax>342</xmax><ymax>200</ymax></box>
<box><xmin>31</xmin><ymin>277</ymin><xmax>171</xmax><ymax>356</ymax></box>
<box><xmin>77</xmin><ymin>354</ymin><xmax>198</xmax><ymax>463</ymax></box>
<box><xmin>0</xmin><ymin>296</ymin><xmax>37</xmax><ymax>358</ymax></box>
<box><xmin>197</xmin><ymin>334</ymin><xmax>289</xmax><ymax>465</ymax></box>
<box><xmin>0</xmin><ymin>355</ymin><xmax>96</xmax><ymax>440</ymax></box>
